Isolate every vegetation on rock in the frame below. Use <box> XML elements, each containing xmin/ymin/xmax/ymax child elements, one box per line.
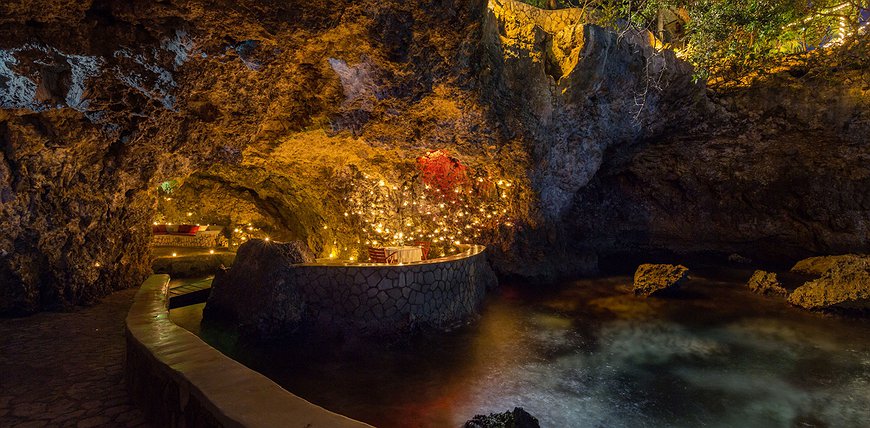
<box><xmin>520</xmin><ymin>0</ymin><xmax>869</xmax><ymax>85</ymax></box>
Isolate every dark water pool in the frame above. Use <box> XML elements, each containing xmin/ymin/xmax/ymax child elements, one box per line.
<box><xmin>170</xmin><ymin>267</ymin><xmax>870</xmax><ymax>427</ymax></box>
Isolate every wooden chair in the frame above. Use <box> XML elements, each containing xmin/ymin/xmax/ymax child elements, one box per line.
<box><xmin>415</xmin><ymin>241</ymin><xmax>431</xmax><ymax>261</ymax></box>
<box><xmin>368</xmin><ymin>247</ymin><xmax>397</xmax><ymax>264</ymax></box>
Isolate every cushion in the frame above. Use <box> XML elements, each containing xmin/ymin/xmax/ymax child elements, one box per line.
<box><xmin>177</xmin><ymin>225</ymin><xmax>200</xmax><ymax>236</ymax></box>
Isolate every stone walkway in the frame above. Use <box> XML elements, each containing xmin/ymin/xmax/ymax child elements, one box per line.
<box><xmin>0</xmin><ymin>288</ymin><xmax>150</xmax><ymax>427</ymax></box>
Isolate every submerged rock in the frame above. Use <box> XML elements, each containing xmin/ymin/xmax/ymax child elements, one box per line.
<box><xmin>728</xmin><ymin>253</ymin><xmax>753</xmax><ymax>264</ymax></box>
<box><xmin>747</xmin><ymin>270</ymin><xmax>787</xmax><ymax>296</ymax></box>
<box><xmin>633</xmin><ymin>264</ymin><xmax>689</xmax><ymax>297</ymax></box>
<box><xmin>790</xmin><ymin>254</ymin><xmax>870</xmax><ymax>277</ymax></box>
<box><xmin>788</xmin><ymin>258</ymin><xmax>870</xmax><ymax>312</ymax></box>
<box><xmin>463</xmin><ymin>407</ymin><xmax>540</xmax><ymax>428</ymax></box>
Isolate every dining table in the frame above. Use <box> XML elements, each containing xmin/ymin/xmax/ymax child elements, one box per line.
<box><xmin>382</xmin><ymin>245</ymin><xmax>423</xmax><ymax>264</ymax></box>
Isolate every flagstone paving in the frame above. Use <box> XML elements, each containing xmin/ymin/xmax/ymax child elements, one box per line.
<box><xmin>0</xmin><ymin>288</ymin><xmax>150</xmax><ymax>428</ymax></box>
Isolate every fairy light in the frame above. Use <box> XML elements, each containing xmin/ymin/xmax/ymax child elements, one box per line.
<box><xmin>345</xmin><ymin>159</ymin><xmax>519</xmax><ymax>259</ymax></box>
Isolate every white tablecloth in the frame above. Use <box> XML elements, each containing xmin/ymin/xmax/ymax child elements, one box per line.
<box><xmin>383</xmin><ymin>246</ymin><xmax>423</xmax><ymax>264</ymax></box>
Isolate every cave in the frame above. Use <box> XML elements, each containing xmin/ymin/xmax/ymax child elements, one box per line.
<box><xmin>1</xmin><ymin>0</ymin><xmax>869</xmax><ymax>427</ymax></box>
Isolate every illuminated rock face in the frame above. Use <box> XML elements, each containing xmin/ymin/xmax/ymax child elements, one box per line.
<box><xmin>0</xmin><ymin>0</ymin><xmax>867</xmax><ymax>314</ymax></box>
<box><xmin>482</xmin><ymin>0</ymin><xmax>702</xmax><ymax>220</ymax></box>
<box><xmin>788</xmin><ymin>258</ymin><xmax>870</xmax><ymax>312</ymax></box>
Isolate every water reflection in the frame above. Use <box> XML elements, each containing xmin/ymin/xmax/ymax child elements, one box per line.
<box><xmin>171</xmin><ymin>269</ymin><xmax>870</xmax><ymax>427</ymax></box>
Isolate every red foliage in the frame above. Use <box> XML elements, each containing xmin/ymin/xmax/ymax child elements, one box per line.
<box><xmin>416</xmin><ymin>149</ymin><xmax>468</xmax><ymax>195</ymax></box>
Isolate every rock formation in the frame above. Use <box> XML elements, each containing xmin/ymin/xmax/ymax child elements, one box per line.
<box><xmin>791</xmin><ymin>254</ymin><xmax>870</xmax><ymax>277</ymax></box>
<box><xmin>568</xmin><ymin>39</ymin><xmax>870</xmax><ymax>264</ymax></box>
<box><xmin>204</xmin><ymin>239</ymin><xmax>314</xmax><ymax>336</ymax></box>
<box><xmin>788</xmin><ymin>257</ymin><xmax>870</xmax><ymax>312</ymax></box>
<box><xmin>746</xmin><ymin>270</ymin><xmax>787</xmax><ymax>296</ymax></box>
<box><xmin>633</xmin><ymin>263</ymin><xmax>689</xmax><ymax>297</ymax></box>
<box><xmin>0</xmin><ymin>0</ymin><xmax>868</xmax><ymax>314</ymax></box>
<box><xmin>463</xmin><ymin>407</ymin><xmax>540</xmax><ymax>428</ymax></box>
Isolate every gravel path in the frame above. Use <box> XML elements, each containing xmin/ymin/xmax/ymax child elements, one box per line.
<box><xmin>0</xmin><ymin>288</ymin><xmax>150</xmax><ymax>427</ymax></box>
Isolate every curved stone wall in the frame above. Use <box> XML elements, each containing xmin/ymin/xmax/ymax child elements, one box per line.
<box><xmin>125</xmin><ymin>274</ymin><xmax>372</xmax><ymax>428</ymax></box>
<box><xmin>205</xmin><ymin>245</ymin><xmax>497</xmax><ymax>338</ymax></box>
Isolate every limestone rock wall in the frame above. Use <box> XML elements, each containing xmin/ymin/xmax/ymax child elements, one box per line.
<box><xmin>1</xmin><ymin>0</ymin><xmax>868</xmax><ymax>315</ymax></box>
<box><xmin>568</xmin><ymin>41</ymin><xmax>870</xmax><ymax>263</ymax></box>
<box><xmin>482</xmin><ymin>0</ymin><xmax>704</xmax><ymax>220</ymax></box>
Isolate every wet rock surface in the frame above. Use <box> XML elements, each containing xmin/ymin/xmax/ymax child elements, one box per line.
<box><xmin>633</xmin><ymin>263</ymin><xmax>689</xmax><ymax>297</ymax></box>
<box><xmin>463</xmin><ymin>407</ymin><xmax>541</xmax><ymax>428</ymax></box>
<box><xmin>788</xmin><ymin>258</ymin><xmax>870</xmax><ymax>312</ymax></box>
<box><xmin>747</xmin><ymin>270</ymin><xmax>788</xmax><ymax>296</ymax></box>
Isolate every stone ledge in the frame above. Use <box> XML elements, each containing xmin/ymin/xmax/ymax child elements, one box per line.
<box><xmin>125</xmin><ymin>274</ymin><xmax>372</xmax><ymax>428</ymax></box>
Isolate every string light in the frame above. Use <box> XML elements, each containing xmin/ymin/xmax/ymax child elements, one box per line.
<box><xmin>339</xmin><ymin>161</ymin><xmax>519</xmax><ymax>261</ymax></box>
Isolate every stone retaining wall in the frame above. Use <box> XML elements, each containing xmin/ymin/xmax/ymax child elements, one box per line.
<box><xmin>205</xmin><ymin>245</ymin><xmax>497</xmax><ymax>337</ymax></box>
<box><xmin>296</xmin><ymin>245</ymin><xmax>496</xmax><ymax>335</ymax></box>
<box><xmin>125</xmin><ymin>274</ymin><xmax>372</xmax><ymax>428</ymax></box>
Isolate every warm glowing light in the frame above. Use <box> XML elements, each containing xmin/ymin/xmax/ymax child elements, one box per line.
<box><xmin>209</xmin><ymin>249</ymin><xmax>215</xmax><ymax>254</ymax></box>
<box><xmin>171</xmin><ymin>252</ymin><xmax>177</xmax><ymax>257</ymax></box>
<box><xmin>264</xmin><ymin>237</ymin><xmax>270</xmax><ymax>242</ymax></box>
<box><xmin>94</xmin><ymin>262</ymin><xmax>101</xmax><ymax>267</ymax></box>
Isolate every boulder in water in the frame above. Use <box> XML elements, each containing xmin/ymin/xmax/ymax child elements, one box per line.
<box><xmin>633</xmin><ymin>264</ymin><xmax>689</xmax><ymax>297</ymax></box>
<box><xmin>747</xmin><ymin>270</ymin><xmax>787</xmax><ymax>296</ymax></box>
<box><xmin>788</xmin><ymin>258</ymin><xmax>870</xmax><ymax>312</ymax></box>
<box><xmin>463</xmin><ymin>407</ymin><xmax>540</xmax><ymax>428</ymax></box>
<box><xmin>790</xmin><ymin>254</ymin><xmax>870</xmax><ymax>277</ymax></box>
